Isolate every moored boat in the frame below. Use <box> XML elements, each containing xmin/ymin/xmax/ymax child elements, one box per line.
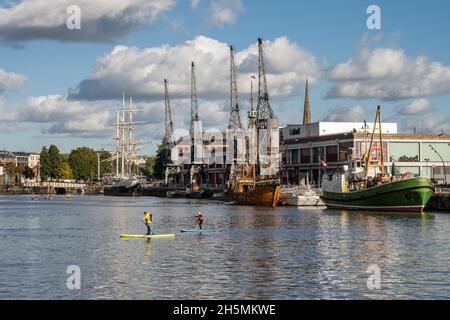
<box><xmin>321</xmin><ymin>176</ymin><xmax>434</xmax><ymax>212</ymax></box>
<box><xmin>320</xmin><ymin>106</ymin><xmax>434</xmax><ymax>213</ymax></box>
<box><xmin>228</xmin><ymin>179</ymin><xmax>281</xmax><ymax>208</ymax></box>
<box><xmin>104</xmin><ymin>179</ymin><xmax>141</xmax><ymax>197</ymax></box>
<box><xmin>282</xmin><ymin>193</ymin><xmax>324</xmax><ymax>206</ymax></box>
<box><xmin>166</xmin><ymin>190</ymin><xmax>186</xmax><ymax>198</ymax></box>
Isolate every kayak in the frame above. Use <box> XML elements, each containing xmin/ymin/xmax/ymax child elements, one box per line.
<box><xmin>180</xmin><ymin>229</ymin><xmax>214</xmax><ymax>233</ymax></box>
<box><xmin>120</xmin><ymin>234</ymin><xmax>176</xmax><ymax>239</ymax></box>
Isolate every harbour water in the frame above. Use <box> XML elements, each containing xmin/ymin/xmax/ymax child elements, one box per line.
<box><xmin>1</xmin><ymin>195</ymin><xmax>450</xmax><ymax>300</ymax></box>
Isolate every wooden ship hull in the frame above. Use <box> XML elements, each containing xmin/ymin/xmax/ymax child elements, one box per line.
<box><xmin>228</xmin><ymin>181</ymin><xmax>281</xmax><ymax>208</ymax></box>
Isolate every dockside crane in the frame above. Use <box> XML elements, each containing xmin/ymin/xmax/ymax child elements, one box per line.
<box><xmin>256</xmin><ymin>37</ymin><xmax>276</xmax><ymax>130</ymax></box>
<box><xmin>255</xmin><ymin>37</ymin><xmax>279</xmax><ymax>178</ymax></box>
<box><xmin>189</xmin><ymin>62</ymin><xmax>205</xmax><ymax>187</ymax></box>
<box><xmin>228</xmin><ymin>45</ymin><xmax>242</xmax><ymax>130</ymax></box>
<box><xmin>163</xmin><ymin>79</ymin><xmax>175</xmax><ymax>151</ymax></box>
<box><xmin>162</xmin><ymin>79</ymin><xmax>181</xmax><ymax>184</ymax></box>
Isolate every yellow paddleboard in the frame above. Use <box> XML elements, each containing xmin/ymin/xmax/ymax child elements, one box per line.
<box><xmin>120</xmin><ymin>234</ymin><xmax>176</xmax><ymax>239</ymax></box>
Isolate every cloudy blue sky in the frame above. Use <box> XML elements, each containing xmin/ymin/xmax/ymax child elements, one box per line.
<box><xmin>1</xmin><ymin>0</ymin><xmax>450</xmax><ymax>154</ymax></box>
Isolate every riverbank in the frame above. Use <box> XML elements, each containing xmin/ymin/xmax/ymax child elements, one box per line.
<box><xmin>0</xmin><ymin>185</ymin><xmax>103</xmax><ymax>195</ymax></box>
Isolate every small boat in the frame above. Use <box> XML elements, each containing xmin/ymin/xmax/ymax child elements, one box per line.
<box><xmin>185</xmin><ymin>189</ymin><xmax>205</xmax><ymax>199</ymax></box>
<box><xmin>211</xmin><ymin>192</ymin><xmax>228</xmax><ymax>201</ymax></box>
<box><xmin>180</xmin><ymin>229</ymin><xmax>215</xmax><ymax>233</ymax></box>
<box><xmin>282</xmin><ymin>193</ymin><xmax>324</xmax><ymax>206</ymax></box>
<box><xmin>120</xmin><ymin>234</ymin><xmax>176</xmax><ymax>239</ymax></box>
<box><xmin>166</xmin><ymin>190</ymin><xmax>186</xmax><ymax>198</ymax></box>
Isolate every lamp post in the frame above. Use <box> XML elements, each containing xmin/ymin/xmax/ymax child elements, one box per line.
<box><xmin>97</xmin><ymin>152</ymin><xmax>100</xmax><ymax>181</ymax></box>
<box><xmin>429</xmin><ymin>145</ymin><xmax>447</xmax><ymax>185</ymax></box>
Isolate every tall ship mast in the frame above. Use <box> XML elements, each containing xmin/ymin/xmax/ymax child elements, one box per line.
<box><xmin>227</xmin><ymin>38</ymin><xmax>282</xmax><ymax>208</ymax></box>
<box><xmin>104</xmin><ymin>94</ymin><xmax>142</xmax><ymax>197</ymax></box>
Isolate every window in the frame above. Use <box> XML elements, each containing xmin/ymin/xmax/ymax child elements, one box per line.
<box><xmin>289</xmin><ymin>128</ymin><xmax>300</xmax><ymax>135</ymax></box>
<box><xmin>326</xmin><ymin>146</ymin><xmax>338</xmax><ymax>162</ymax></box>
<box><xmin>290</xmin><ymin>149</ymin><xmax>299</xmax><ymax>164</ymax></box>
<box><xmin>339</xmin><ymin>143</ymin><xmax>351</xmax><ymax>162</ymax></box>
<box><xmin>300</xmin><ymin>148</ymin><xmax>310</xmax><ymax>164</ymax></box>
<box><xmin>312</xmin><ymin>147</ymin><xmax>324</xmax><ymax>163</ymax></box>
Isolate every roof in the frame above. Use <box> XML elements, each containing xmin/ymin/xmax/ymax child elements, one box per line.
<box><xmin>283</xmin><ymin>132</ymin><xmax>450</xmax><ymax>145</ymax></box>
<box><xmin>0</xmin><ymin>150</ymin><xmax>16</xmax><ymax>159</ymax></box>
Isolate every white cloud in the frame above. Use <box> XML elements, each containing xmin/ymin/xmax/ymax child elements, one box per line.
<box><xmin>0</xmin><ymin>67</ymin><xmax>27</xmax><ymax>93</ymax></box>
<box><xmin>400</xmin><ymin>113</ymin><xmax>450</xmax><ymax>133</ymax></box>
<box><xmin>0</xmin><ymin>91</ymin><xmax>231</xmax><ymax>140</ymax></box>
<box><xmin>69</xmin><ymin>35</ymin><xmax>320</xmax><ymax>102</ymax></box>
<box><xmin>0</xmin><ymin>0</ymin><xmax>175</xmax><ymax>42</ymax></box>
<box><xmin>395</xmin><ymin>98</ymin><xmax>432</xmax><ymax>115</ymax></box>
<box><xmin>322</xmin><ymin>105</ymin><xmax>367</xmax><ymax>122</ymax></box>
<box><xmin>0</xmin><ymin>94</ymin><xmax>112</xmax><ymax>137</ymax></box>
<box><xmin>191</xmin><ymin>0</ymin><xmax>201</xmax><ymax>8</ymax></box>
<box><xmin>207</xmin><ymin>0</ymin><xmax>244</xmax><ymax>27</ymax></box>
<box><xmin>327</xmin><ymin>47</ymin><xmax>450</xmax><ymax>100</ymax></box>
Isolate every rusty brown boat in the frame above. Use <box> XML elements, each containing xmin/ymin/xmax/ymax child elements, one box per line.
<box><xmin>228</xmin><ymin>179</ymin><xmax>281</xmax><ymax>208</ymax></box>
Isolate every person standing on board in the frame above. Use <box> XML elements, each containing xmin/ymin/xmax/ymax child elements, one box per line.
<box><xmin>195</xmin><ymin>212</ymin><xmax>204</xmax><ymax>230</ymax></box>
<box><xmin>143</xmin><ymin>211</ymin><xmax>154</xmax><ymax>235</ymax></box>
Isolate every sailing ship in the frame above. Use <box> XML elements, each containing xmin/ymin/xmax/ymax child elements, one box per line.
<box><xmin>226</xmin><ymin>39</ymin><xmax>282</xmax><ymax>208</ymax></box>
<box><xmin>320</xmin><ymin>106</ymin><xmax>434</xmax><ymax>212</ymax></box>
<box><xmin>104</xmin><ymin>178</ymin><xmax>141</xmax><ymax>197</ymax></box>
<box><xmin>228</xmin><ymin>177</ymin><xmax>281</xmax><ymax>208</ymax></box>
<box><xmin>103</xmin><ymin>94</ymin><xmax>143</xmax><ymax>197</ymax></box>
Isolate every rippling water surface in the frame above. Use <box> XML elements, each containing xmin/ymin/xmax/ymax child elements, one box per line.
<box><xmin>1</xmin><ymin>195</ymin><xmax>450</xmax><ymax>299</ymax></box>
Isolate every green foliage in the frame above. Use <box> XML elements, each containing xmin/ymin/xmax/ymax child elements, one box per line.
<box><xmin>69</xmin><ymin>147</ymin><xmax>97</xmax><ymax>181</ymax></box>
<box><xmin>141</xmin><ymin>156</ymin><xmax>156</xmax><ymax>178</ymax></box>
<box><xmin>153</xmin><ymin>144</ymin><xmax>170</xmax><ymax>180</ymax></box>
<box><xmin>48</xmin><ymin>145</ymin><xmax>63</xmax><ymax>179</ymax></box>
<box><xmin>39</xmin><ymin>147</ymin><xmax>51</xmax><ymax>180</ymax></box>
<box><xmin>22</xmin><ymin>166</ymin><xmax>35</xmax><ymax>179</ymax></box>
<box><xmin>55</xmin><ymin>163</ymin><xmax>73</xmax><ymax>180</ymax></box>
<box><xmin>39</xmin><ymin>145</ymin><xmax>62</xmax><ymax>180</ymax></box>
<box><xmin>99</xmin><ymin>151</ymin><xmax>114</xmax><ymax>177</ymax></box>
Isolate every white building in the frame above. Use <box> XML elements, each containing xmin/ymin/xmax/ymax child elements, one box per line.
<box><xmin>14</xmin><ymin>152</ymin><xmax>40</xmax><ymax>169</ymax></box>
<box><xmin>281</xmin><ymin>122</ymin><xmax>450</xmax><ymax>186</ymax></box>
<box><xmin>283</xmin><ymin>122</ymin><xmax>398</xmax><ymax>138</ymax></box>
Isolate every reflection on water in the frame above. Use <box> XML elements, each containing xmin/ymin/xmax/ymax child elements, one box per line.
<box><xmin>0</xmin><ymin>195</ymin><xmax>450</xmax><ymax>299</ymax></box>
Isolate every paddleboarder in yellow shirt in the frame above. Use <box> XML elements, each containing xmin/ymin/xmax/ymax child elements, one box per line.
<box><xmin>143</xmin><ymin>211</ymin><xmax>154</xmax><ymax>235</ymax></box>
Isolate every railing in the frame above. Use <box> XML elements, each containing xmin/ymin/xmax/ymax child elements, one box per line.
<box><xmin>22</xmin><ymin>181</ymin><xmax>87</xmax><ymax>188</ymax></box>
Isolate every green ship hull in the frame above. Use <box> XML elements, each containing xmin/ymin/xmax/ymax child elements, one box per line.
<box><xmin>321</xmin><ymin>177</ymin><xmax>434</xmax><ymax>212</ymax></box>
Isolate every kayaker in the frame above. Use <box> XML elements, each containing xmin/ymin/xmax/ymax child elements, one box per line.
<box><xmin>195</xmin><ymin>211</ymin><xmax>204</xmax><ymax>230</ymax></box>
<box><xmin>143</xmin><ymin>211</ymin><xmax>154</xmax><ymax>235</ymax></box>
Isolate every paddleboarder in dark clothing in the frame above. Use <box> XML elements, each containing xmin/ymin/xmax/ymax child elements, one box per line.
<box><xmin>195</xmin><ymin>212</ymin><xmax>204</xmax><ymax>230</ymax></box>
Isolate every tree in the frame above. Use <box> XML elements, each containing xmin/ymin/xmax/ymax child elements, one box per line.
<box><xmin>55</xmin><ymin>163</ymin><xmax>73</xmax><ymax>180</ymax></box>
<box><xmin>39</xmin><ymin>147</ymin><xmax>51</xmax><ymax>180</ymax></box>
<box><xmin>22</xmin><ymin>166</ymin><xmax>35</xmax><ymax>179</ymax></box>
<box><xmin>99</xmin><ymin>151</ymin><xmax>114</xmax><ymax>178</ymax></box>
<box><xmin>141</xmin><ymin>156</ymin><xmax>156</xmax><ymax>179</ymax></box>
<box><xmin>69</xmin><ymin>147</ymin><xmax>97</xmax><ymax>181</ymax></box>
<box><xmin>153</xmin><ymin>144</ymin><xmax>170</xmax><ymax>180</ymax></box>
<box><xmin>48</xmin><ymin>145</ymin><xmax>63</xmax><ymax>179</ymax></box>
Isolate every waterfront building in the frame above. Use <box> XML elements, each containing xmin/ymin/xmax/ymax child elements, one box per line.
<box><xmin>13</xmin><ymin>152</ymin><xmax>40</xmax><ymax>169</ymax></box>
<box><xmin>172</xmin><ymin>132</ymin><xmax>228</xmax><ymax>187</ymax></box>
<box><xmin>281</xmin><ymin>123</ymin><xmax>450</xmax><ymax>186</ymax></box>
<box><xmin>0</xmin><ymin>150</ymin><xmax>16</xmax><ymax>167</ymax></box>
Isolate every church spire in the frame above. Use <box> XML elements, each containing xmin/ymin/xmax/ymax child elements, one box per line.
<box><xmin>303</xmin><ymin>77</ymin><xmax>312</xmax><ymax>124</ymax></box>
